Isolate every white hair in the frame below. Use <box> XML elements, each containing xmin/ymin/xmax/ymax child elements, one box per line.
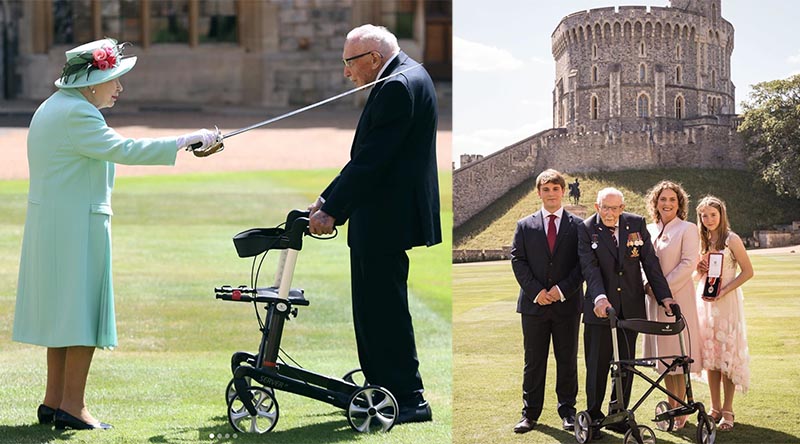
<box><xmin>346</xmin><ymin>24</ymin><xmax>400</xmax><ymax>58</ymax></box>
<box><xmin>596</xmin><ymin>187</ymin><xmax>625</xmax><ymax>204</ymax></box>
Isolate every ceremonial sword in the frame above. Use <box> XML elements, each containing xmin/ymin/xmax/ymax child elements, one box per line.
<box><xmin>190</xmin><ymin>63</ymin><xmax>423</xmax><ymax>155</ymax></box>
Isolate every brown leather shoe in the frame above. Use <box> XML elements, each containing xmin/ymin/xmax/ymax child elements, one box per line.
<box><xmin>513</xmin><ymin>417</ymin><xmax>536</xmax><ymax>433</ymax></box>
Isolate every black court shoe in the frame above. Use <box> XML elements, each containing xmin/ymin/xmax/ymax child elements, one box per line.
<box><xmin>54</xmin><ymin>409</ymin><xmax>112</xmax><ymax>430</ymax></box>
<box><xmin>37</xmin><ymin>404</ymin><xmax>56</xmax><ymax>424</ymax></box>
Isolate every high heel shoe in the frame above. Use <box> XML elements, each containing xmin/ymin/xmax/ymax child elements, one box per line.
<box><xmin>54</xmin><ymin>409</ymin><xmax>112</xmax><ymax>430</ymax></box>
<box><xmin>37</xmin><ymin>404</ymin><xmax>56</xmax><ymax>424</ymax></box>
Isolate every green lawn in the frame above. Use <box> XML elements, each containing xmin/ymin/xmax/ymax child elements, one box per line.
<box><xmin>453</xmin><ymin>253</ymin><xmax>800</xmax><ymax>444</ymax></box>
<box><xmin>455</xmin><ymin>168</ymin><xmax>800</xmax><ymax>250</ymax></box>
<box><xmin>0</xmin><ymin>169</ymin><xmax>452</xmax><ymax>444</ymax></box>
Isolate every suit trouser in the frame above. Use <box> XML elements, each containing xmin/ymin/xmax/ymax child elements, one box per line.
<box><xmin>350</xmin><ymin>249</ymin><xmax>424</xmax><ymax>406</ymax></box>
<box><xmin>584</xmin><ymin>323</ymin><xmax>638</xmax><ymax>419</ymax></box>
<box><xmin>521</xmin><ymin>311</ymin><xmax>580</xmax><ymax>420</ymax></box>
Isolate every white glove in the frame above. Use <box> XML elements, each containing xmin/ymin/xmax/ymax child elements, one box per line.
<box><xmin>176</xmin><ymin>129</ymin><xmax>218</xmax><ymax>151</ymax></box>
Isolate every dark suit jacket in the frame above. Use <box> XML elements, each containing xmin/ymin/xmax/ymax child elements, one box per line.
<box><xmin>512</xmin><ymin>210</ymin><xmax>584</xmax><ymax>317</ymax></box>
<box><xmin>578</xmin><ymin>212</ymin><xmax>672</xmax><ymax>325</ymax></box>
<box><xmin>321</xmin><ymin>51</ymin><xmax>441</xmax><ymax>253</ymax></box>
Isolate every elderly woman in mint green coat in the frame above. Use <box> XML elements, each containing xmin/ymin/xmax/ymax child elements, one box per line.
<box><xmin>12</xmin><ymin>38</ymin><xmax>218</xmax><ymax>431</ymax></box>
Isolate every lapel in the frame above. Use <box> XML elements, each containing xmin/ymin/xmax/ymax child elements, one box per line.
<box><xmin>617</xmin><ymin>213</ymin><xmax>629</xmax><ymax>260</ymax></box>
<box><xmin>594</xmin><ymin>214</ymin><xmax>618</xmax><ymax>258</ymax></box>
<box><xmin>533</xmin><ymin>211</ymin><xmax>550</xmax><ymax>258</ymax></box>
<box><xmin>552</xmin><ymin>210</ymin><xmax>571</xmax><ymax>256</ymax></box>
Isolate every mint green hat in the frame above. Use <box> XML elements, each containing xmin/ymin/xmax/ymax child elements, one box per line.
<box><xmin>55</xmin><ymin>38</ymin><xmax>137</xmax><ymax>89</ymax></box>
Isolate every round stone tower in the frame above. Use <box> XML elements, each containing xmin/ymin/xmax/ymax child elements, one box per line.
<box><xmin>551</xmin><ymin>0</ymin><xmax>733</xmax><ymax>132</ymax></box>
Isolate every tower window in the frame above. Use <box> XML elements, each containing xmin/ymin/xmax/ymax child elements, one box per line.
<box><xmin>591</xmin><ymin>95</ymin><xmax>599</xmax><ymax>120</ymax></box>
<box><xmin>592</xmin><ymin>65</ymin><xmax>598</xmax><ymax>83</ymax></box>
<box><xmin>675</xmin><ymin>96</ymin><xmax>684</xmax><ymax>119</ymax></box>
<box><xmin>711</xmin><ymin>69</ymin><xmax>716</xmax><ymax>88</ymax></box>
<box><xmin>676</xmin><ymin>65</ymin><xmax>682</xmax><ymax>84</ymax></box>
<box><xmin>640</xmin><ymin>41</ymin><xmax>646</xmax><ymax>56</ymax></box>
<box><xmin>639</xmin><ymin>64</ymin><xmax>646</xmax><ymax>82</ymax></box>
<box><xmin>593</xmin><ymin>44</ymin><xmax>598</xmax><ymax>59</ymax></box>
<box><xmin>676</xmin><ymin>44</ymin><xmax>681</xmax><ymax>60</ymax></box>
<box><xmin>638</xmin><ymin>94</ymin><xmax>650</xmax><ymax>118</ymax></box>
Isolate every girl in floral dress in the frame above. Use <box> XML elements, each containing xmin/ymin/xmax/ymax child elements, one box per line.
<box><xmin>695</xmin><ymin>196</ymin><xmax>753</xmax><ymax>431</ymax></box>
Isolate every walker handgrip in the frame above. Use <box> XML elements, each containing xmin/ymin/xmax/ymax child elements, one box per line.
<box><xmin>189</xmin><ymin>141</ymin><xmax>202</xmax><ymax>150</ymax></box>
<box><xmin>605</xmin><ymin>306</ymin><xmax>616</xmax><ymax>318</ymax></box>
<box><xmin>669</xmin><ymin>303</ymin><xmax>682</xmax><ymax>319</ymax></box>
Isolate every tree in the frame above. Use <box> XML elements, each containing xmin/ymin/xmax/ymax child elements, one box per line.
<box><xmin>738</xmin><ymin>74</ymin><xmax>800</xmax><ymax>199</ymax></box>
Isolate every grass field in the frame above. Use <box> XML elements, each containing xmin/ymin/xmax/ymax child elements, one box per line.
<box><xmin>453</xmin><ymin>253</ymin><xmax>800</xmax><ymax>444</ymax></box>
<box><xmin>0</xmin><ymin>169</ymin><xmax>452</xmax><ymax>444</ymax></box>
<box><xmin>454</xmin><ymin>168</ymin><xmax>800</xmax><ymax>250</ymax></box>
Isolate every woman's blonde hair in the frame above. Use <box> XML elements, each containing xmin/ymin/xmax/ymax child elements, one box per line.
<box><xmin>646</xmin><ymin>180</ymin><xmax>689</xmax><ymax>222</ymax></box>
<box><xmin>696</xmin><ymin>195</ymin><xmax>731</xmax><ymax>254</ymax></box>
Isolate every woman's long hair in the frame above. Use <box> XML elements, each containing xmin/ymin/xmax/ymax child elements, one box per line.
<box><xmin>696</xmin><ymin>195</ymin><xmax>731</xmax><ymax>254</ymax></box>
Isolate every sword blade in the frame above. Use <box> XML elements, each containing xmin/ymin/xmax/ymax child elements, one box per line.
<box><xmin>222</xmin><ymin>64</ymin><xmax>422</xmax><ymax>139</ymax></box>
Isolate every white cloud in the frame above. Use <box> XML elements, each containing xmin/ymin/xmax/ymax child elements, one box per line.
<box><xmin>788</xmin><ymin>51</ymin><xmax>800</xmax><ymax>64</ymax></box>
<box><xmin>452</xmin><ymin>120</ymin><xmax>551</xmax><ymax>166</ymax></box>
<box><xmin>453</xmin><ymin>36</ymin><xmax>525</xmax><ymax>72</ymax></box>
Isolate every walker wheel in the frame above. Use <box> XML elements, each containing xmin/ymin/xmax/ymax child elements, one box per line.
<box><xmin>623</xmin><ymin>424</ymin><xmax>656</xmax><ymax>444</ymax></box>
<box><xmin>227</xmin><ymin>385</ymin><xmax>279</xmax><ymax>434</ymax></box>
<box><xmin>342</xmin><ymin>368</ymin><xmax>367</xmax><ymax>386</ymax></box>
<box><xmin>574</xmin><ymin>411</ymin><xmax>593</xmax><ymax>444</ymax></box>
<box><xmin>696</xmin><ymin>409</ymin><xmax>717</xmax><ymax>444</ymax></box>
<box><xmin>654</xmin><ymin>400</ymin><xmax>674</xmax><ymax>432</ymax></box>
<box><xmin>346</xmin><ymin>385</ymin><xmax>398</xmax><ymax>433</ymax></box>
<box><xmin>226</xmin><ymin>377</ymin><xmax>265</xmax><ymax>405</ymax></box>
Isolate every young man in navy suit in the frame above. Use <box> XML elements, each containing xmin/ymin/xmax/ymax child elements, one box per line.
<box><xmin>511</xmin><ymin>169</ymin><xmax>584</xmax><ymax>433</ymax></box>
<box><xmin>308</xmin><ymin>24</ymin><xmax>440</xmax><ymax>424</ymax></box>
<box><xmin>578</xmin><ymin>188</ymin><xmax>675</xmax><ymax>436</ymax></box>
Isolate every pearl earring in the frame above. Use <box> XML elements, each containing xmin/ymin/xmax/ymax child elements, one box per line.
<box><xmin>91</xmin><ymin>88</ymin><xmax>96</xmax><ymax>94</ymax></box>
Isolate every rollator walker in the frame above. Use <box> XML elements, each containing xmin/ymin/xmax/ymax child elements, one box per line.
<box><xmin>574</xmin><ymin>304</ymin><xmax>717</xmax><ymax>444</ymax></box>
<box><xmin>214</xmin><ymin>210</ymin><xmax>398</xmax><ymax>434</ymax></box>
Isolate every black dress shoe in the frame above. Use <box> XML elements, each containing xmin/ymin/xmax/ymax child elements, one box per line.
<box><xmin>396</xmin><ymin>401</ymin><xmax>432</xmax><ymax>424</ymax></box>
<box><xmin>513</xmin><ymin>417</ymin><xmax>536</xmax><ymax>433</ymax></box>
<box><xmin>37</xmin><ymin>404</ymin><xmax>56</xmax><ymax>424</ymax></box>
<box><xmin>562</xmin><ymin>414</ymin><xmax>575</xmax><ymax>431</ymax></box>
<box><xmin>54</xmin><ymin>409</ymin><xmax>112</xmax><ymax>430</ymax></box>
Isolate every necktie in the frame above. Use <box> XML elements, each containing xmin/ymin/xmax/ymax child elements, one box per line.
<box><xmin>547</xmin><ymin>214</ymin><xmax>557</xmax><ymax>253</ymax></box>
<box><xmin>609</xmin><ymin>225</ymin><xmax>618</xmax><ymax>247</ymax></box>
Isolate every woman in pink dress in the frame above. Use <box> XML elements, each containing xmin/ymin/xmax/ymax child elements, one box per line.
<box><xmin>642</xmin><ymin>181</ymin><xmax>701</xmax><ymax>429</ymax></box>
<box><xmin>695</xmin><ymin>196</ymin><xmax>753</xmax><ymax>431</ymax></box>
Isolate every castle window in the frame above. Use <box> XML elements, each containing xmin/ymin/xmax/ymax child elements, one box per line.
<box><xmin>591</xmin><ymin>95</ymin><xmax>599</xmax><ymax>120</ymax></box>
<box><xmin>709</xmin><ymin>96</ymin><xmax>716</xmax><ymax>114</ymax></box>
<box><xmin>675</xmin><ymin>96</ymin><xmax>684</xmax><ymax>119</ymax></box>
<box><xmin>592</xmin><ymin>65</ymin><xmax>598</xmax><ymax>83</ymax></box>
<box><xmin>639</xmin><ymin>41</ymin><xmax>646</xmax><ymax>57</ymax></box>
<box><xmin>592</xmin><ymin>44</ymin><xmax>598</xmax><ymax>59</ymax></box>
<box><xmin>676</xmin><ymin>65</ymin><xmax>682</xmax><ymax>84</ymax></box>
<box><xmin>637</xmin><ymin>94</ymin><xmax>650</xmax><ymax>118</ymax></box>
<box><xmin>676</xmin><ymin>44</ymin><xmax>681</xmax><ymax>60</ymax></box>
<box><xmin>711</xmin><ymin>69</ymin><xmax>716</xmax><ymax>88</ymax></box>
<box><xmin>639</xmin><ymin>63</ymin><xmax>646</xmax><ymax>82</ymax></box>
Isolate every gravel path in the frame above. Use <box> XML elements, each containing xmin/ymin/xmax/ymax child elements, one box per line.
<box><xmin>0</xmin><ymin>107</ymin><xmax>452</xmax><ymax>180</ymax></box>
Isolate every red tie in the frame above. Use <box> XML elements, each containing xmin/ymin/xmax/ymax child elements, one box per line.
<box><xmin>547</xmin><ymin>214</ymin><xmax>557</xmax><ymax>253</ymax></box>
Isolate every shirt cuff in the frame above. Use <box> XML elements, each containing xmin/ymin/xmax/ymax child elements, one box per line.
<box><xmin>555</xmin><ymin>285</ymin><xmax>565</xmax><ymax>302</ymax></box>
<box><xmin>593</xmin><ymin>294</ymin><xmax>608</xmax><ymax>304</ymax></box>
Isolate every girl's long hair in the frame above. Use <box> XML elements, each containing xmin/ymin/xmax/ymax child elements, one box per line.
<box><xmin>696</xmin><ymin>195</ymin><xmax>731</xmax><ymax>254</ymax></box>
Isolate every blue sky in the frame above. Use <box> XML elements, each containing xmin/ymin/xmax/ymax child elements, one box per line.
<box><xmin>452</xmin><ymin>0</ymin><xmax>800</xmax><ymax>166</ymax></box>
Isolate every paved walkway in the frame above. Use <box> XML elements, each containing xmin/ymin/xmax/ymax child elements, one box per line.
<box><xmin>0</xmin><ymin>102</ymin><xmax>452</xmax><ymax>180</ymax></box>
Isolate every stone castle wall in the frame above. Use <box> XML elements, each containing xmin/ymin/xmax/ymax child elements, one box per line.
<box><xmin>453</xmin><ymin>118</ymin><xmax>745</xmax><ymax>227</ymax></box>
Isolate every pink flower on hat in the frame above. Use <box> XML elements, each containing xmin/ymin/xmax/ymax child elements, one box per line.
<box><xmin>93</xmin><ymin>48</ymin><xmax>108</xmax><ymax>62</ymax></box>
<box><xmin>96</xmin><ymin>60</ymin><xmax>111</xmax><ymax>70</ymax></box>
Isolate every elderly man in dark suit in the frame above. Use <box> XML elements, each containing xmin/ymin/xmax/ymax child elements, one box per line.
<box><xmin>510</xmin><ymin>169</ymin><xmax>584</xmax><ymax>434</ymax></box>
<box><xmin>308</xmin><ymin>24</ymin><xmax>441</xmax><ymax>424</ymax></box>
<box><xmin>578</xmin><ymin>187</ymin><xmax>674</xmax><ymax>434</ymax></box>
